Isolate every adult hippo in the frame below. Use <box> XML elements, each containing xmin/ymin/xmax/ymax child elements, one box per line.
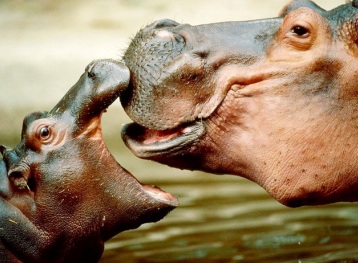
<box><xmin>121</xmin><ymin>0</ymin><xmax>358</xmax><ymax>207</ymax></box>
<box><xmin>0</xmin><ymin>60</ymin><xmax>177</xmax><ymax>262</ymax></box>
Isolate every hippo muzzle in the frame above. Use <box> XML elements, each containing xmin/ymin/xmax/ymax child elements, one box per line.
<box><xmin>121</xmin><ymin>0</ymin><xmax>358</xmax><ymax>206</ymax></box>
<box><xmin>121</xmin><ymin>16</ymin><xmax>281</xmax><ymax>158</ymax></box>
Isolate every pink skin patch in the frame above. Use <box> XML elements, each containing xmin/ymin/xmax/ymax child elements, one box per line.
<box><xmin>142</xmin><ymin>125</ymin><xmax>191</xmax><ymax>145</ymax></box>
<box><xmin>155</xmin><ymin>30</ymin><xmax>176</xmax><ymax>41</ymax></box>
<box><xmin>142</xmin><ymin>184</ymin><xmax>178</xmax><ymax>204</ymax></box>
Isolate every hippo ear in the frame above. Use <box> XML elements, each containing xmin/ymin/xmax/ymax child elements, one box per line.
<box><xmin>50</xmin><ymin>59</ymin><xmax>129</xmax><ymax>132</ymax></box>
<box><xmin>279</xmin><ymin>0</ymin><xmax>325</xmax><ymax>17</ymax></box>
<box><xmin>350</xmin><ymin>0</ymin><xmax>358</xmax><ymax>8</ymax></box>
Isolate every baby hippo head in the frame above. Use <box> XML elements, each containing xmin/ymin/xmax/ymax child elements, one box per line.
<box><xmin>0</xmin><ymin>60</ymin><xmax>177</xmax><ymax>262</ymax></box>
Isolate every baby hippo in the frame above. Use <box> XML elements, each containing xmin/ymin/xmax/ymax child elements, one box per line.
<box><xmin>0</xmin><ymin>60</ymin><xmax>177</xmax><ymax>263</ymax></box>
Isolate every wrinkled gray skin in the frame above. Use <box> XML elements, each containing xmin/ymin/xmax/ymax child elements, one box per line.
<box><xmin>0</xmin><ymin>60</ymin><xmax>177</xmax><ymax>263</ymax></box>
<box><xmin>121</xmin><ymin>0</ymin><xmax>358</xmax><ymax>207</ymax></box>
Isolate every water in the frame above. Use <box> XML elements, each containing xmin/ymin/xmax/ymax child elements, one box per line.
<box><xmin>101</xmin><ymin>173</ymin><xmax>358</xmax><ymax>263</ymax></box>
<box><xmin>1</xmin><ymin>0</ymin><xmax>356</xmax><ymax>262</ymax></box>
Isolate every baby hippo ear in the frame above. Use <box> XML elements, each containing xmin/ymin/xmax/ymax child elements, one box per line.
<box><xmin>346</xmin><ymin>0</ymin><xmax>358</xmax><ymax>7</ymax></box>
<box><xmin>50</xmin><ymin>59</ymin><xmax>130</xmax><ymax>132</ymax></box>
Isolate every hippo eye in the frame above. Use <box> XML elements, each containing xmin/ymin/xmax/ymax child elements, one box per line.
<box><xmin>39</xmin><ymin>126</ymin><xmax>51</xmax><ymax>140</ymax></box>
<box><xmin>290</xmin><ymin>26</ymin><xmax>309</xmax><ymax>37</ymax></box>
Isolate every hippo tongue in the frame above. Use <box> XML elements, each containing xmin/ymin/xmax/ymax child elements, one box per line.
<box><xmin>142</xmin><ymin>184</ymin><xmax>178</xmax><ymax>206</ymax></box>
<box><xmin>122</xmin><ymin>121</ymin><xmax>205</xmax><ymax>158</ymax></box>
<box><xmin>142</xmin><ymin>125</ymin><xmax>188</xmax><ymax>145</ymax></box>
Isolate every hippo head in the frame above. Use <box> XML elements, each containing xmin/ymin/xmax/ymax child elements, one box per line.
<box><xmin>121</xmin><ymin>0</ymin><xmax>358</xmax><ymax>207</ymax></box>
<box><xmin>0</xmin><ymin>60</ymin><xmax>177</xmax><ymax>262</ymax></box>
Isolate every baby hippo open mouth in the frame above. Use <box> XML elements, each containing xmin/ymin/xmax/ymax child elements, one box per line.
<box><xmin>0</xmin><ymin>60</ymin><xmax>177</xmax><ymax>263</ymax></box>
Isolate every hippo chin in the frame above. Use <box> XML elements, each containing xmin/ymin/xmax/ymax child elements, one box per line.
<box><xmin>0</xmin><ymin>60</ymin><xmax>177</xmax><ymax>262</ymax></box>
<box><xmin>121</xmin><ymin>0</ymin><xmax>358</xmax><ymax>207</ymax></box>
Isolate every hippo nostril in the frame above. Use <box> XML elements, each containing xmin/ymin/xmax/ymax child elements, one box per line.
<box><xmin>142</xmin><ymin>19</ymin><xmax>180</xmax><ymax>34</ymax></box>
<box><xmin>151</xmin><ymin>19</ymin><xmax>179</xmax><ymax>29</ymax></box>
<box><xmin>193</xmin><ymin>49</ymin><xmax>209</xmax><ymax>59</ymax></box>
<box><xmin>87</xmin><ymin>70</ymin><xmax>96</xmax><ymax>80</ymax></box>
<box><xmin>85</xmin><ymin>61</ymin><xmax>97</xmax><ymax>80</ymax></box>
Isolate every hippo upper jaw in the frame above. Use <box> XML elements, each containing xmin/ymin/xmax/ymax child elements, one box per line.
<box><xmin>121</xmin><ymin>19</ymin><xmax>259</xmax><ymax>131</ymax></box>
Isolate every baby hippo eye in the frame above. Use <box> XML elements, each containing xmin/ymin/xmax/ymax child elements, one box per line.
<box><xmin>25</xmin><ymin>119</ymin><xmax>59</xmax><ymax>151</ymax></box>
<box><xmin>291</xmin><ymin>26</ymin><xmax>309</xmax><ymax>37</ymax></box>
<box><xmin>39</xmin><ymin>126</ymin><xmax>51</xmax><ymax>140</ymax></box>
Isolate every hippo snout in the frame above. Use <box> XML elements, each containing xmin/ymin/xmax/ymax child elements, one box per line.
<box><xmin>121</xmin><ymin>20</ymin><xmax>203</xmax><ymax>131</ymax></box>
<box><xmin>121</xmin><ymin>17</ymin><xmax>269</xmax><ymax>131</ymax></box>
<box><xmin>53</xmin><ymin>59</ymin><xmax>130</xmax><ymax>123</ymax></box>
<box><xmin>85</xmin><ymin>59</ymin><xmax>130</xmax><ymax>94</ymax></box>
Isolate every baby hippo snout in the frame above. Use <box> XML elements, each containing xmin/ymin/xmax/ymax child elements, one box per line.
<box><xmin>85</xmin><ymin>59</ymin><xmax>130</xmax><ymax>94</ymax></box>
<box><xmin>53</xmin><ymin>59</ymin><xmax>130</xmax><ymax>120</ymax></box>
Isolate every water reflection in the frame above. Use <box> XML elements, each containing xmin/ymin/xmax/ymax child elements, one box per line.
<box><xmin>101</xmin><ymin>176</ymin><xmax>358</xmax><ymax>262</ymax></box>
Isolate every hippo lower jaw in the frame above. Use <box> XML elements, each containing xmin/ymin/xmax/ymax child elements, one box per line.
<box><xmin>121</xmin><ymin>121</ymin><xmax>205</xmax><ymax>158</ymax></box>
<box><xmin>0</xmin><ymin>153</ymin><xmax>178</xmax><ymax>213</ymax></box>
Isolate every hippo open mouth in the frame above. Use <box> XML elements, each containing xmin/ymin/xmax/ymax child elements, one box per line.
<box><xmin>0</xmin><ymin>60</ymin><xmax>178</xmax><ymax>262</ymax></box>
<box><xmin>121</xmin><ymin>1</ymin><xmax>358</xmax><ymax>207</ymax></box>
<box><xmin>122</xmin><ymin>120</ymin><xmax>205</xmax><ymax>158</ymax></box>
